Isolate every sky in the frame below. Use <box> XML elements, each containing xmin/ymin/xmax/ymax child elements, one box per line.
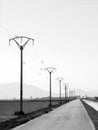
<box><xmin>0</xmin><ymin>0</ymin><xmax>98</xmax><ymax>98</ymax></box>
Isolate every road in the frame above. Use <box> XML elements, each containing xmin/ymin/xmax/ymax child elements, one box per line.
<box><xmin>12</xmin><ymin>99</ymin><xmax>95</xmax><ymax>130</ymax></box>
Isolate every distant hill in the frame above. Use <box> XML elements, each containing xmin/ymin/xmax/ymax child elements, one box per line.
<box><xmin>86</xmin><ymin>90</ymin><xmax>98</xmax><ymax>97</ymax></box>
<box><xmin>0</xmin><ymin>83</ymin><xmax>58</xmax><ymax>99</ymax></box>
<box><xmin>75</xmin><ymin>89</ymin><xmax>86</xmax><ymax>97</ymax></box>
<box><xmin>0</xmin><ymin>83</ymin><xmax>98</xmax><ymax>99</ymax></box>
<box><xmin>75</xmin><ymin>89</ymin><xmax>98</xmax><ymax>97</ymax></box>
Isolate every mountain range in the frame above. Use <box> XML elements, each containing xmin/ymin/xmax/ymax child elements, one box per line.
<box><xmin>0</xmin><ymin>83</ymin><xmax>58</xmax><ymax>99</ymax></box>
<box><xmin>0</xmin><ymin>83</ymin><xmax>98</xmax><ymax>99</ymax></box>
<box><xmin>75</xmin><ymin>89</ymin><xmax>98</xmax><ymax>97</ymax></box>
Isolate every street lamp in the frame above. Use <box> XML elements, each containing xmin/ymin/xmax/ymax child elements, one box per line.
<box><xmin>9</xmin><ymin>36</ymin><xmax>34</xmax><ymax>114</ymax></box>
<box><xmin>69</xmin><ymin>89</ymin><xmax>71</xmax><ymax>98</ymax></box>
<box><xmin>57</xmin><ymin>77</ymin><xmax>64</xmax><ymax>103</ymax></box>
<box><xmin>64</xmin><ymin>83</ymin><xmax>68</xmax><ymax>100</ymax></box>
<box><xmin>45</xmin><ymin>67</ymin><xmax>56</xmax><ymax>106</ymax></box>
<box><xmin>73</xmin><ymin>88</ymin><xmax>75</xmax><ymax>97</ymax></box>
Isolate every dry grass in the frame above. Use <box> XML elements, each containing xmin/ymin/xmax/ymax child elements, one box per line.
<box><xmin>0</xmin><ymin>100</ymin><xmax>66</xmax><ymax>130</ymax></box>
<box><xmin>0</xmin><ymin>100</ymin><xmax>59</xmax><ymax>121</ymax></box>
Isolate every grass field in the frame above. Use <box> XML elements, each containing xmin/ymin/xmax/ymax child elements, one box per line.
<box><xmin>0</xmin><ymin>99</ymin><xmax>73</xmax><ymax>129</ymax></box>
<box><xmin>0</xmin><ymin>100</ymin><xmax>59</xmax><ymax>122</ymax></box>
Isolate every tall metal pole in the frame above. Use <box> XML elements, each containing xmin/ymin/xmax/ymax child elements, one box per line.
<box><xmin>57</xmin><ymin>77</ymin><xmax>63</xmax><ymax>104</ymax></box>
<box><xmin>49</xmin><ymin>72</ymin><xmax>52</xmax><ymax>106</ymax></box>
<box><xmin>73</xmin><ymin>89</ymin><xmax>75</xmax><ymax>97</ymax></box>
<box><xmin>69</xmin><ymin>89</ymin><xmax>71</xmax><ymax>98</ymax></box>
<box><xmin>45</xmin><ymin>67</ymin><xmax>56</xmax><ymax>107</ymax></box>
<box><xmin>59</xmin><ymin>80</ymin><xmax>61</xmax><ymax>102</ymax></box>
<box><xmin>64</xmin><ymin>84</ymin><xmax>67</xmax><ymax>100</ymax></box>
<box><xmin>9</xmin><ymin>36</ymin><xmax>34</xmax><ymax>115</ymax></box>
<box><xmin>20</xmin><ymin>46</ymin><xmax>23</xmax><ymax>113</ymax></box>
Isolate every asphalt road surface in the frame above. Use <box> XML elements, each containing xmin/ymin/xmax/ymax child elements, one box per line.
<box><xmin>12</xmin><ymin>99</ymin><xmax>95</xmax><ymax>130</ymax></box>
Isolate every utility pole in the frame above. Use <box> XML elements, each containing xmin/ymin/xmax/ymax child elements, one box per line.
<box><xmin>9</xmin><ymin>36</ymin><xmax>34</xmax><ymax>115</ymax></box>
<box><xmin>45</xmin><ymin>67</ymin><xmax>56</xmax><ymax>106</ymax></box>
<box><xmin>73</xmin><ymin>89</ymin><xmax>75</xmax><ymax>97</ymax></box>
<box><xmin>64</xmin><ymin>83</ymin><xmax>67</xmax><ymax>100</ymax></box>
<box><xmin>57</xmin><ymin>77</ymin><xmax>64</xmax><ymax>103</ymax></box>
<box><xmin>68</xmin><ymin>88</ymin><xmax>71</xmax><ymax>98</ymax></box>
<box><xmin>68</xmin><ymin>85</ymin><xmax>71</xmax><ymax>98</ymax></box>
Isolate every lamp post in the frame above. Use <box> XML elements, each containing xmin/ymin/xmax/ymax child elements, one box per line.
<box><xmin>69</xmin><ymin>89</ymin><xmax>71</xmax><ymax>98</ymax></box>
<box><xmin>64</xmin><ymin>83</ymin><xmax>67</xmax><ymax>100</ymax></box>
<box><xmin>57</xmin><ymin>77</ymin><xmax>64</xmax><ymax>103</ymax></box>
<box><xmin>9</xmin><ymin>36</ymin><xmax>34</xmax><ymax>114</ymax></box>
<box><xmin>45</xmin><ymin>67</ymin><xmax>56</xmax><ymax>106</ymax></box>
<box><xmin>73</xmin><ymin>89</ymin><xmax>75</xmax><ymax>97</ymax></box>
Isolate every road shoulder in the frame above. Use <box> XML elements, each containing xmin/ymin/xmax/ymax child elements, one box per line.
<box><xmin>82</xmin><ymin>100</ymin><xmax>97</xmax><ymax>130</ymax></box>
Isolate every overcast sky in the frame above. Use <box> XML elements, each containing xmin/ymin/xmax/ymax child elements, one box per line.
<box><xmin>0</xmin><ymin>0</ymin><xmax>98</xmax><ymax>98</ymax></box>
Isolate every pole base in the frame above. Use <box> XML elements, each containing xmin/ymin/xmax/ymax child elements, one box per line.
<box><xmin>19</xmin><ymin>111</ymin><xmax>25</xmax><ymax>115</ymax></box>
<box><xmin>48</xmin><ymin>104</ymin><xmax>52</xmax><ymax>107</ymax></box>
<box><xmin>14</xmin><ymin>111</ymin><xmax>25</xmax><ymax>115</ymax></box>
<box><xmin>59</xmin><ymin>101</ymin><xmax>62</xmax><ymax>104</ymax></box>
